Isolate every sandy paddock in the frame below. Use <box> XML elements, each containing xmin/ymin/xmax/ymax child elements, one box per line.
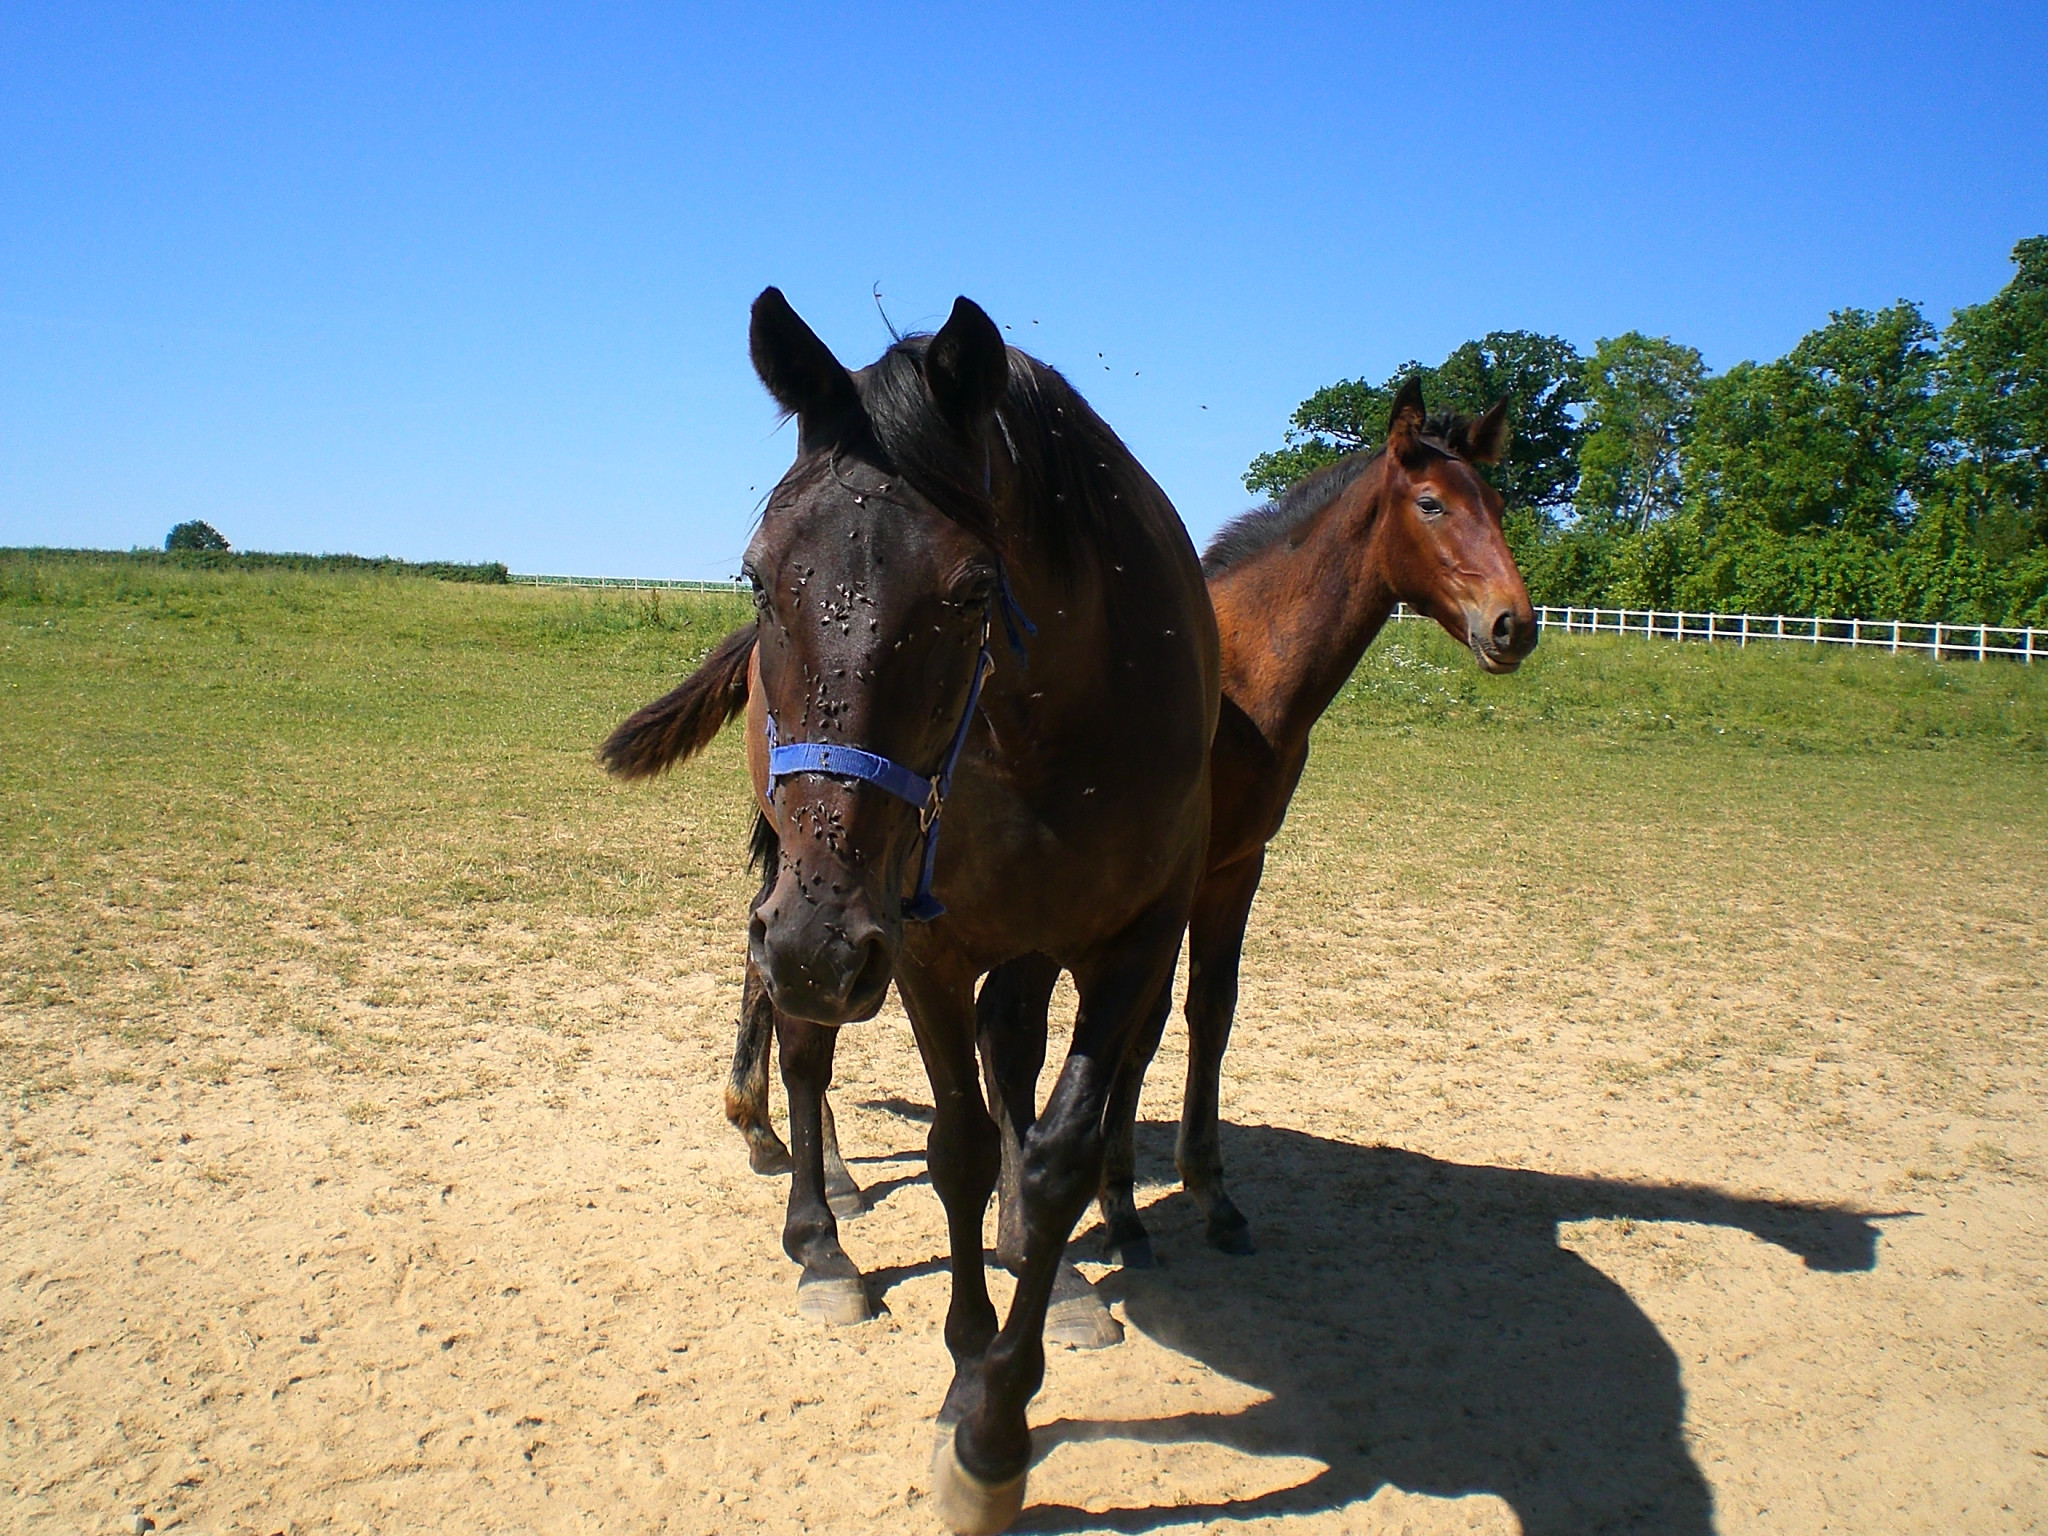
<box><xmin>3</xmin><ymin>602</ymin><xmax>2045</xmax><ymax>1534</ymax></box>
<box><xmin>6</xmin><ymin>848</ymin><xmax>2045</xmax><ymax>1535</ymax></box>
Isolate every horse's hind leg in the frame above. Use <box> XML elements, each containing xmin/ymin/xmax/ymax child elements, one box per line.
<box><xmin>976</xmin><ymin>954</ymin><xmax>1056</xmax><ymax>1272</ymax></box>
<box><xmin>734</xmin><ymin>948</ymin><xmax>862</xmax><ymax>1209</ymax></box>
<box><xmin>725</xmin><ymin>954</ymin><xmax>792</xmax><ymax>1175</ymax></box>
<box><xmin>1097</xmin><ymin>973</ymin><xmax>1174</xmax><ymax>1270</ymax></box>
<box><xmin>1177</xmin><ymin>850</ymin><xmax>1263</xmax><ymax>1255</ymax></box>
<box><xmin>776</xmin><ymin>1013</ymin><xmax>872</xmax><ymax>1326</ymax></box>
<box><xmin>819</xmin><ymin>1091</ymin><xmax>866</xmax><ymax>1219</ymax></box>
<box><xmin>727</xmin><ymin>839</ymin><xmax>793</xmax><ymax>1175</ymax></box>
<box><xmin>979</xmin><ymin>955</ymin><xmax>1120</xmax><ymax>1350</ymax></box>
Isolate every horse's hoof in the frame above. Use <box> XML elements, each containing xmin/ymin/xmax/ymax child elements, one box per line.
<box><xmin>1046</xmin><ymin>1292</ymin><xmax>1124</xmax><ymax>1349</ymax></box>
<box><xmin>1045</xmin><ymin>1263</ymin><xmax>1123</xmax><ymax>1349</ymax></box>
<box><xmin>746</xmin><ymin>1140</ymin><xmax>793</xmax><ymax>1176</ymax></box>
<box><xmin>1207</xmin><ymin>1221</ymin><xmax>1256</xmax><ymax>1257</ymax></box>
<box><xmin>931</xmin><ymin>1429</ymin><xmax>1027</xmax><ymax>1535</ymax></box>
<box><xmin>825</xmin><ymin>1183</ymin><xmax>868</xmax><ymax>1221</ymax></box>
<box><xmin>795</xmin><ymin>1275</ymin><xmax>871</xmax><ymax>1327</ymax></box>
<box><xmin>1103</xmin><ymin>1231</ymin><xmax>1156</xmax><ymax>1270</ymax></box>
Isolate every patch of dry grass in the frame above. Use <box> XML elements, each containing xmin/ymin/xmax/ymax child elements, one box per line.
<box><xmin>1249</xmin><ymin>622</ymin><xmax>2048</xmax><ymax>1135</ymax></box>
<box><xmin>1</xmin><ymin>557</ymin><xmax>759</xmax><ymax>1101</ymax></box>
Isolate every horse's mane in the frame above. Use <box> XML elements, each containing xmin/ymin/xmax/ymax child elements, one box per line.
<box><xmin>857</xmin><ymin>335</ymin><xmax>1158</xmax><ymax>580</ymax></box>
<box><xmin>1201</xmin><ymin>410</ymin><xmax>1481</xmax><ymax>578</ymax></box>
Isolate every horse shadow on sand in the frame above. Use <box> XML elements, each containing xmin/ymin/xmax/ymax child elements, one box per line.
<box><xmin>997</xmin><ymin>1120</ymin><xmax>1892</xmax><ymax>1536</ymax></box>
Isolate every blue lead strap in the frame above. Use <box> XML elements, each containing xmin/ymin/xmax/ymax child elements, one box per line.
<box><xmin>901</xmin><ymin>637</ymin><xmax>993</xmax><ymax>920</ymax></box>
<box><xmin>995</xmin><ymin>564</ymin><xmax>1036</xmax><ymax>660</ymax></box>
<box><xmin>766</xmin><ymin>594</ymin><xmax>1021</xmax><ymax>922</ymax></box>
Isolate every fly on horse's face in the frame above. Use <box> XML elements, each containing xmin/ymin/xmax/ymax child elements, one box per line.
<box><xmin>1373</xmin><ymin>383</ymin><xmax>1539</xmax><ymax>674</ymax></box>
<box><xmin>741</xmin><ymin>289</ymin><xmax>1011</xmax><ymax>1025</ymax></box>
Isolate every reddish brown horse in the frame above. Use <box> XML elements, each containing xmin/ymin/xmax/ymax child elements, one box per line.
<box><xmin>603</xmin><ymin>289</ymin><xmax>1218</xmax><ymax>1531</ymax></box>
<box><xmin>979</xmin><ymin>379</ymin><xmax>1536</xmax><ymax>1274</ymax></box>
<box><xmin>716</xmin><ymin>378</ymin><xmax>1536</xmax><ymax>1313</ymax></box>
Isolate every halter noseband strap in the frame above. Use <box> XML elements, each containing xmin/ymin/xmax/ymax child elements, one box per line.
<box><xmin>764</xmin><ymin>600</ymin><xmax>1012</xmax><ymax>923</ymax></box>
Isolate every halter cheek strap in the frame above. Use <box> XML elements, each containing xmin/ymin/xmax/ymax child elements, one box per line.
<box><xmin>765</xmin><ymin>604</ymin><xmax>1009</xmax><ymax>923</ymax></box>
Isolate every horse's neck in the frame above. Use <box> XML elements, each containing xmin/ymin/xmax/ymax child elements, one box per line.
<box><xmin>1213</xmin><ymin>505</ymin><xmax>1396</xmax><ymax>752</ymax></box>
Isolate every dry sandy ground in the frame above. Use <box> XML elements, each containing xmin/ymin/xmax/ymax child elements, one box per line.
<box><xmin>6</xmin><ymin>798</ymin><xmax>2047</xmax><ymax>1534</ymax></box>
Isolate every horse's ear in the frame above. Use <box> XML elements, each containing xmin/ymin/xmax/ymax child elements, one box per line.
<box><xmin>925</xmin><ymin>296</ymin><xmax>1009</xmax><ymax>436</ymax></box>
<box><xmin>750</xmin><ymin>287</ymin><xmax>860</xmax><ymax>426</ymax></box>
<box><xmin>1465</xmin><ymin>397</ymin><xmax>1511</xmax><ymax>465</ymax></box>
<box><xmin>1385</xmin><ymin>376</ymin><xmax>1428</xmax><ymax>465</ymax></box>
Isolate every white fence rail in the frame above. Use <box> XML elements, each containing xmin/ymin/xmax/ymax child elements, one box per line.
<box><xmin>515</xmin><ymin>573</ymin><xmax>743</xmax><ymax>593</ymax></box>
<box><xmin>1393</xmin><ymin>604</ymin><xmax>2041</xmax><ymax>662</ymax></box>
<box><xmin>521</xmin><ymin>575</ymin><xmax>2042</xmax><ymax>663</ymax></box>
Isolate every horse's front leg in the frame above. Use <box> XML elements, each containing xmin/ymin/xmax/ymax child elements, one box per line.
<box><xmin>896</xmin><ymin>960</ymin><xmax>1002</xmax><ymax>1429</ymax></box>
<box><xmin>1177</xmin><ymin>849</ymin><xmax>1264</xmax><ymax>1254</ymax></box>
<box><xmin>775</xmin><ymin>1013</ymin><xmax>872</xmax><ymax>1325</ymax></box>
<box><xmin>935</xmin><ymin>898</ymin><xmax>1187</xmax><ymax>1533</ymax></box>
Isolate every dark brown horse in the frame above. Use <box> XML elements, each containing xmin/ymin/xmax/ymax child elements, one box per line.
<box><xmin>602</xmin><ymin>289</ymin><xmax>1218</xmax><ymax>1531</ymax></box>
<box><xmin>718</xmin><ymin>379</ymin><xmax>1535</xmax><ymax>1305</ymax></box>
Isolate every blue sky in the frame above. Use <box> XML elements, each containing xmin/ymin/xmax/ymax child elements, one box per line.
<box><xmin>4</xmin><ymin>3</ymin><xmax>2044</xmax><ymax>579</ymax></box>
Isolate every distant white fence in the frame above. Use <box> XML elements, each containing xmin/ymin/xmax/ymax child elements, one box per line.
<box><xmin>1393</xmin><ymin>604</ymin><xmax>2041</xmax><ymax>663</ymax></box>
<box><xmin>522</xmin><ymin>574</ymin><xmax>2041</xmax><ymax>663</ymax></box>
<box><xmin>515</xmin><ymin>573</ymin><xmax>742</xmax><ymax>593</ymax></box>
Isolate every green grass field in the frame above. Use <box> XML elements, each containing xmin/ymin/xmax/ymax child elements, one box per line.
<box><xmin>3</xmin><ymin>550</ymin><xmax>2044</xmax><ymax>1116</ymax></box>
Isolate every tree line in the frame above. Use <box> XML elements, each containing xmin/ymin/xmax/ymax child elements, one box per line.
<box><xmin>1246</xmin><ymin>238</ymin><xmax>2048</xmax><ymax>626</ymax></box>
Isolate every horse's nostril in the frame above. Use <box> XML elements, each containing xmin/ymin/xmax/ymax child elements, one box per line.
<box><xmin>1492</xmin><ymin>610</ymin><xmax>1516</xmax><ymax>648</ymax></box>
<box><xmin>851</xmin><ymin>934</ymin><xmax>892</xmax><ymax>1000</ymax></box>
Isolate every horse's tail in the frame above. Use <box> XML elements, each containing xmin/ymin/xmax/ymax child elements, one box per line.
<box><xmin>598</xmin><ymin>623</ymin><xmax>756</xmax><ymax>779</ymax></box>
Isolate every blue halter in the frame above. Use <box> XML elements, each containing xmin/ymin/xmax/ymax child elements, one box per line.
<box><xmin>765</xmin><ymin>573</ymin><xmax>1032</xmax><ymax>922</ymax></box>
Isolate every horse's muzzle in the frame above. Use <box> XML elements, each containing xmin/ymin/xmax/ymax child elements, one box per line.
<box><xmin>749</xmin><ymin>884</ymin><xmax>896</xmax><ymax>1024</ymax></box>
<box><xmin>1467</xmin><ymin>601</ymin><xmax>1539</xmax><ymax>674</ymax></box>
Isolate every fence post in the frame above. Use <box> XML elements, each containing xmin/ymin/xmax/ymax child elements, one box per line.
<box><xmin>1740</xmin><ymin>613</ymin><xmax>1748</xmax><ymax>647</ymax></box>
<box><xmin>1979</xmin><ymin>625</ymin><xmax>1986</xmax><ymax>661</ymax></box>
<box><xmin>1851</xmin><ymin>617</ymin><xmax>1860</xmax><ymax>649</ymax></box>
<box><xmin>1891</xmin><ymin>621</ymin><xmax>1899</xmax><ymax>654</ymax></box>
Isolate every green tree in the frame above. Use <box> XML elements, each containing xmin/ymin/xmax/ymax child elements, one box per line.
<box><xmin>1431</xmin><ymin>332</ymin><xmax>1586</xmax><ymax>514</ymax></box>
<box><xmin>1244</xmin><ymin>374</ymin><xmax>1400</xmax><ymax>498</ymax></box>
<box><xmin>1686</xmin><ymin>303</ymin><xmax>1944</xmax><ymax>543</ymax></box>
<box><xmin>1938</xmin><ymin>238</ymin><xmax>2048</xmax><ymax>614</ymax></box>
<box><xmin>165</xmin><ymin>520</ymin><xmax>230</xmax><ymax>552</ymax></box>
<box><xmin>1893</xmin><ymin>494</ymin><xmax>1993</xmax><ymax>621</ymax></box>
<box><xmin>1245</xmin><ymin>330</ymin><xmax>1586</xmax><ymax>516</ymax></box>
<box><xmin>1575</xmin><ymin>333</ymin><xmax>1705</xmax><ymax>533</ymax></box>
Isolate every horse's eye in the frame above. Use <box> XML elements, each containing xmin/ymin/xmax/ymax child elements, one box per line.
<box><xmin>742</xmin><ymin>567</ymin><xmax>768</xmax><ymax>609</ymax></box>
<box><xmin>1417</xmin><ymin>495</ymin><xmax>1445</xmax><ymax>517</ymax></box>
<box><xmin>950</xmin><ymin>571</ymin><xmax>998</xmax><ymax>609</ymax></box>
